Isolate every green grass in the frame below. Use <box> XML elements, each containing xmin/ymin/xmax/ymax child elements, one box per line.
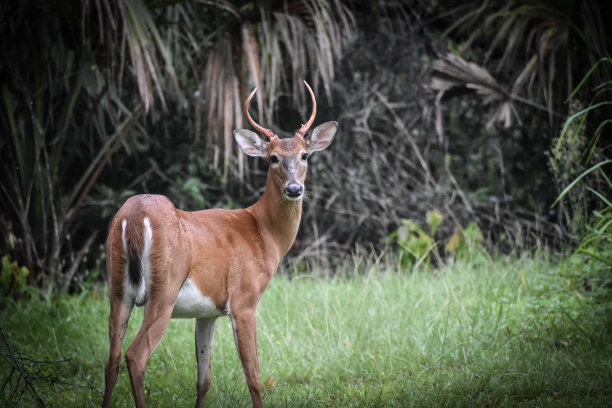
<box><xmin>1</xmin><ymin>255</ymin><xmax>610</xmax><ymax>407</ymax></box>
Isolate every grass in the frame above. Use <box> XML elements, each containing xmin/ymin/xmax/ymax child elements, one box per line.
<box><xmin>1</xmin><ymin>254</ymin><xmax>610</xmax><ymax>407</ymax></box>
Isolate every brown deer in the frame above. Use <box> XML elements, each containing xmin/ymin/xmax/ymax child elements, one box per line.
<box><xmin>102</xmin><ymin>81</ymin><xmax>337</xmax><ymax>408</ymax></box>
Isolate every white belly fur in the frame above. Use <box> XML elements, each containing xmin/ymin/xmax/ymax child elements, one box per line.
<box><xmin>172</xmin><ymin>278</ymin><xmax>222</xmax><ymax>319</ymax></box>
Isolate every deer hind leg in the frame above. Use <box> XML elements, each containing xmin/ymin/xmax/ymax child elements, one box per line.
<box><xmin>102</xmin><ymin>297</ymin><xmax>134</xmax><ymax>408</ymax></box>
<box><xmin>195</xmin><ymin>317</ymin><xmax>217</xmax><ymax>408</ymax></box>
<box><xmin>103</xmin><ymin>217</ymin><xmax>136</xmax><ymax>408</ymax></box>
<box><xmin>122</xmin><ymin>215</ymin><xmax>181</xmax><ymax>407</ymax></box>
<box><xmin>125</xmin><ymin>299</ymin><xmax>175</xmax><ymax>408</ymax></box>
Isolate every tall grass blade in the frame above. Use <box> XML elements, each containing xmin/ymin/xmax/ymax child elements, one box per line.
<box><xmin>551</xmin><ymin>159</ymin><xmax>612</xmax><ymax>207</ymax></box>
<box><xmin>576</xmin><ymin>249</ymin><xmax>612</xmax><ymax>267</ymax></box>
<box><xmin>554</xmin><ymin>102</ymin><xmax>612</xmax><ymax>157</ymax></box>
<box><xmin>565</xmin><ymin>57</ymin><xmax>611</xmax><ymax>102</ymax></box>
<box><xmin>586</xmin><ymin>187</ymin><xmax>612</xmax><ymax>208</ymax></box>
<box><xmin>584</xmin><ymin>119</ymin><xmax>611</xmax><ymax>163</ymax></box>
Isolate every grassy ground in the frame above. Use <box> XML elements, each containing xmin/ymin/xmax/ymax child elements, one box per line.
<box><xmin>1</xmin><ymin>255</ymin><xmax>610</xmax><ymax>407</ymax></box>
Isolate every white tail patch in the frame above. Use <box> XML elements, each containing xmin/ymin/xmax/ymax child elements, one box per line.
<box><xmin>138</xmin><ymin>216</ymin><xmax>153</xmax><ymax>305</ymax></box>
<box><xmin>121</xmin><ymin>219</ymin><xmax>132</xmax><ymax>305</ymax></box>
<box><xmin>122</xmin><ymin>217</ymin><xmax>153</xmax><ymax>306</ymax></box>
<box><xmin>121</xmin><ymin>219</ymin><xmax>128</xmax><ymax>253</ymax></box>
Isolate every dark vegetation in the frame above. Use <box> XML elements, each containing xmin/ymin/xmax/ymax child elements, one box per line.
<box><xmin>0</xmin><ymin>0</ymin><xmax>610</xmax><ymax>292</ymax></box>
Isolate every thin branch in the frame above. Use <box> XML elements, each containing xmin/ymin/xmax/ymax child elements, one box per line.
<box><xmin>0</xmin><ymin>326</ymin><xmax>102</xmax><ymax>406</ymax></box>
<box><xmin>66</xmin><ymin>104</ymin><xmax>144</xmax><ymax>222</ymax></box>
<box><xmin>60</xmin><ymin>231</ymin><xmax>98</xmax><ymax>293</ymax></box>
<box><xmin>0</xmin><ymin>327</ymin><xmax>45</xmax><ymax>408</ymax></box>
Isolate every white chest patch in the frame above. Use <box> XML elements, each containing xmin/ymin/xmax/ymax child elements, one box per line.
<box><xmin>172</xmin><ymin>278</ymin><xmax>222</xmax><ymax>319</ymax></box>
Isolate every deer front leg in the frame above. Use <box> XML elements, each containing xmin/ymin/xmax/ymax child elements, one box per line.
<box><xmin>230</xmin><ymin>310</ymin><xmax>263</xmax><ymax>408</ymax></box>
<box><xmin>194</xmin><ymin>317</ymin><xmax>217</xmax><ymax>408</ymax></box>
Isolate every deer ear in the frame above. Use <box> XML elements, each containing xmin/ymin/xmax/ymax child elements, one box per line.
<box><xmin>234</xmin><ymin>129</ymin><xmax>269</xmax><ymax>157</ymax></box>
<box><xmin>306</xmin><ymin>121</ymin><xmax>337</xmax><ymax>153</ymax></box>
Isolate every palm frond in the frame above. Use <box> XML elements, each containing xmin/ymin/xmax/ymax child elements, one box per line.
<box><xmin>196</xmin><ymin>0</ymin><xmax>355</xmax><ymax>176</ymax></box>
<box><xmin>442</xmin><ymin>0</ymin><xmax>611</xmax><ymax>132</ymax></box>
<box><xmin>99</xmin><ymin>0</ymin><xmax>182</xmax><ymax>112</ymax></box>
<box><xmin>428</xmin><ymin>53</ymin><xmax>515</xmax><ymax>136</ymax></box>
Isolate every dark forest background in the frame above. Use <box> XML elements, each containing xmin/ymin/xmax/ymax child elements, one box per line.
<box><xmin>1</xmin><ymin>0</ymin><xmax>610</xmax><ymax>294</ymax></box>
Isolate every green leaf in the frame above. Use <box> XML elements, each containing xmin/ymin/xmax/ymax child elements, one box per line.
<box><xmin>577</xmin><ymin>249</ymin><xmax>612</xmax><ymax>267</ymax></box>
<box><xmin>426</xmin><ymin>210</ymin><xmax>443</xmax><ymax>236</ymax></box>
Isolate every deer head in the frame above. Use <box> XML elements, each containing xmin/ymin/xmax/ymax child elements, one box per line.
<box><xmin>234</xmin><ymin>81</ymin><xmax>337</xmax><ymax>201</ymax></box>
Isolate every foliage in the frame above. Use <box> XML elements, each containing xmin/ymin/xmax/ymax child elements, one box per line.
<box><xmin>387</xmin><ymin>218</ymin><xmax>437</xmax><ymax>269</ymax></box>
<box><xmin>549</xmin><ymin>56</ymin><xmax>612</xmax><ymax>235</ymax></box>
<box><xmin>551</xmin><ymin>56</ymin><xmax>612</xmax><ymax>302</ymax></box>
<box><xmin>1</xmin><ymin>256</ymin><xmax>610</xmax><ymax>407</ymax></box>
<box><xmin>427</xmin><ymin>0</ymin><xmax>612</xmax><ymax>244</ymax></box>
<box><xmin>193</xmin><ymin>0</ymin><xmax>354</xmax><ymax>178</ymax></box>
<box><xmin>444</xmin><ymin>221</ymin><xmax>487</xmax><ymax>263</ymax></box>
<box><xmin>0</xmin><ymin>255</ymin><xmax>29</xmax><ymax>303</ymax></box>
<box><xmin>560</xmin><ymin>203</ymin><xmax>612</xmax><ymax>305</ymax></box>
<box><xmin>386</xmin><ymin>209</ymin><xmax>487</xmax><ymax>269</ymax></box>
<box><xmin>436</xmin><ymin>0</ymin><xmax>610</xmax><ymax>133</ymax></box>
<box><xmin>304</xmin><ymin>0</ymin><xmax>594</xmax><ymax>269</ymax></box>
<box><xmin>386</xmin><ymin>210</ymin><xmax>440</xmax><ymax>269</ymax></box>
<box><xmin>0</xmin><ymin>0</ymin><xmax>155</xmax><ymax>291</ymax></box>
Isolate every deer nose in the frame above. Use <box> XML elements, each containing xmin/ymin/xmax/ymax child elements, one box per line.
<box><xmin>284</xmin><ymin>183</ymin><xmax>304</xmax><ymax>198</ymax></box>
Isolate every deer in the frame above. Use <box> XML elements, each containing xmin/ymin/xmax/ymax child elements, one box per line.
<box><xmin>101</xmin><ymin>81</ymin><xmax>337</xmax><ymax>408</ymax></box>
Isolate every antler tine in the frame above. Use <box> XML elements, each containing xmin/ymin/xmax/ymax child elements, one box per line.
<box><xmin>245</xmin><ymin>88</ymin><xmax>276</xmax><ymax>140</ymax></box>
<box><xmin>298</xmin><ymin>80</ymin><xmax>317</xmax><ymax>137</ymax></box>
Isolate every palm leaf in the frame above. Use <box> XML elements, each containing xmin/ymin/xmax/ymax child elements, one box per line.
<box><xmin>429</xmin><ymin>53</ymin><xmax>513</xmax><ymax>135</ymax></box>
<box><xmin>116</xmin><ymin>0</ymin><xmax>181</xmax><ymax>111</ymax></box>
<box><xmin>195</xmin><ymin>0</ymin><xmax>354</xmax><ymax>174</ymax></box>
<box><xmin>441</xmin><ymin>0</ymin><xmax>611</xmax><ymax>133</ymax></box>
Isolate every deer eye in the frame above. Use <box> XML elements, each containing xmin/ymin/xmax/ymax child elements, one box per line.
<box><xmin>301</xmin><ymin>153</ymin><xmax>309</xmax><ymax>161</ymax></box>
<box><xmin>270</xmin><ymin>155</ymin><xmax>279</xmax><ymax>164</ymax></box>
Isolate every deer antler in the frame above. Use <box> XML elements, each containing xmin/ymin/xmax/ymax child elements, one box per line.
<box><xmin>245</xmin><ymin>88</ymin><xmax>276</xmax><ymax>140</ymax></box>
<box><xmin>297</xmin><ymin>80</ymin><xmax>317</xmax><ymax>137</ymax></box>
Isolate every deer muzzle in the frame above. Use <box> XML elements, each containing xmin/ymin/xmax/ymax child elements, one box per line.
<box><xmin>284</xmin><ymin>183</ymin><xmax>304</xmax><ymax>199</ymax></box>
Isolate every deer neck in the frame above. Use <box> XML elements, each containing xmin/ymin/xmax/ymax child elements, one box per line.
<box><xmin>248</xmin><ymin>173</ymin><xmax>303</xmax><ymax>258</ymax></box>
